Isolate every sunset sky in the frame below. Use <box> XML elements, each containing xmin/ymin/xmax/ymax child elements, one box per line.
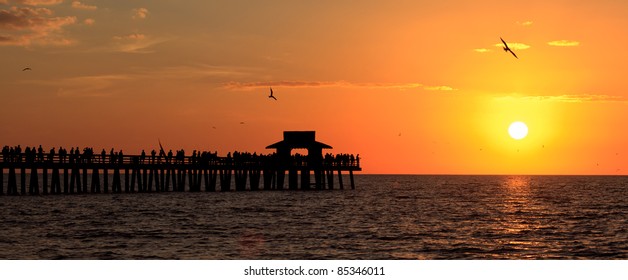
<box><xmin>1</xmin><ymin>0</ymin><xmax>626</xmax><ymax>174</ymax></box>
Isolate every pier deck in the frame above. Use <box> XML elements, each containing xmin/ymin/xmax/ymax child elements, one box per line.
<box><xmin>0</xmin><ymin>154</ymin><xmax>361</xmax><ymax>195</ymax></box>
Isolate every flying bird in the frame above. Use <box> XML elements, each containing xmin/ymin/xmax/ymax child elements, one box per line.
<box><xmin>268</xmin><ymin>87</ymin><xmax>277</xmax><ymax>100</ymax></box>
<box><xmin>22</xmin><ymin>67</ymin><xmax>32</xmax><ymax>71</ymax></box>
<box><xmin>500</xmin><ymin>37</ymin><xmax>518</xmax><ymax>59</ymax></box>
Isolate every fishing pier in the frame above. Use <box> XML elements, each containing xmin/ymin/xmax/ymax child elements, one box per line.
<box><xmin>0</xmin><ymin>131</ymin><xmax>361</xmax><ymax>195</ymax></box>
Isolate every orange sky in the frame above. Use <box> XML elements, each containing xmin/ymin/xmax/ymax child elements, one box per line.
<box><xmin>1</xmin><ymin>0</ymin><xmax>626</xmax><ymax>174</ymax></box>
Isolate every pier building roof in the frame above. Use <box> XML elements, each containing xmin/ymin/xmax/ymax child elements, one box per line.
<box><xmin>266</xmin><ymin>131</ymin><xmax>332</xmax><ymax>150</ymax></box>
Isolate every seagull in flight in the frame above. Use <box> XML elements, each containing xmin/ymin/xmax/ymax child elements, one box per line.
<box><xmin>22</xmin><ymin>67</ymin><xmax>32</xmax><ymax>71</ymax></box>
<box><xmin>500</xmin><ymin>37</ymin><xmax>518</xmax><ymax>59</ymax></box>
<box><xmin>268</xmin><ymin>87</ymin><xmax>277</xmax><ymax>100</ymax></box>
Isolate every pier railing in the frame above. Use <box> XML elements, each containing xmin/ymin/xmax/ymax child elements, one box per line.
<box><xmin>0</xmin><ymin>154</ymin><xmax>360</xmax><ymax>169</ymax></box>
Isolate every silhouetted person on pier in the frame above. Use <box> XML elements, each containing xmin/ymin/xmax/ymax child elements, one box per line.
<box><xmin>101</xmin><ymin>149</ymin><xmax>106</xmax><ymax>163</ymax></box>
<box><xmin>26</xmin><ymin>146</ymin><xmax>36</xmax><ymax>163</ymax></box>
<box><xmin>15</xmin><ymin>145</ymin><xmax>22</xmax><ymax>162</ymax></box>
<box><xmin>140</xmin><ymin>150</ymin><xmax>146</xmax><ymax>163</ymax></box>
<box><xmin>37</xmin><ymin>145</ymin><xmax>44</xmax><ymax>162</ymax></box>
<box><xmin>8</xmin><ymin>147</ymin><xmax>14</xmax><ymax>162</ymax></box>
<box><xmin>158</xmin><ymin>149</ymin><xmax>165</xmax><ymax>163</ymax></box>
<box><xmin>24</xmin><ymin>147</ymin><xmax>32</xmax><ymax>163</ymax></box>
<box><xmin>176</xmin><ymin>149</ymin><xmax>185</xmax><ymax>164</ymax></box>
<box><xmin>30</xmin><ymin>146</ymin><xmax>37</xmax><ymax>163</ymax></box>
<box><xmin>83</xmin><ymin>147</ymin><xmax>93</xmax><ymax>163</ymax></box>
<box><xmin>151</xmin><ymin>149</ymin><xmax>156</xmax><ymax>164</ymax></box>
<box><xmin>167</xmin><ymin>150</ymin><xmax>173</xmax><ymax>163</ymax></box>
<box><xmin>48</xmin><ymin>147</ymin><xmax>55</xmax><ymax>163</ymax></box>
<box><xmin>356</xmin><ymin>154</ymin><xmax>360</xmax><ymax>166</ymax></box>
<box><xmin>226</xmin><ymin>152</ymin><xmax>232</xmax><ymax>165</ymax></box>
<box><xmin>2</xmin><ymin>146</ymin><xmax>8</xmax><ymax>162</ymax></box>
<box><xmin>109</xmin><ymin>148</ymin><xmax>115</xmax><ymax>164</ymax></box>
<box><xmin>118</xmin><ymin>150</ymin><xmax>124</xmax><ymax>164</ymax></box>
<box><xmin>59</xmin><ymin>147</ymin><xmax>67</xmax><ymax>163</ymax></box>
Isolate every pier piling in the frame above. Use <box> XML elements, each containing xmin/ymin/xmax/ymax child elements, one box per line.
<box><xmin>337</xmin><ymin>170</ymin><xmax>344</xmax><ymax>190</ymax></box>
<box><xmin>8</xmin><ymin>167</ymin><xmax>17</xmax><ymax>195</ymax></box>
<box><xmin>43</xmin><ymin>167</ymin><xmax>48</xmax><ymax>194</ymax></box>
<box><xmin>21</xmin><ymin>167</ymin><xmax>26</xmax><ymax>195</ymax></box>
<box><xmin>0</xmin><ymin>166</ymin><xmax>3</xmax><ymax>195</ymax></box>
<box><xmin>29</xmin><ymin>167</ymin><xmax>39</xmax><ymax>195</ymax></box>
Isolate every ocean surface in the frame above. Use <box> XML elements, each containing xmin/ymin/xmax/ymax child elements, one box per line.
<box><xmin>0</xmin><ymin>175</ymin><xmax>626</xmax><ymax>259</ymax></box>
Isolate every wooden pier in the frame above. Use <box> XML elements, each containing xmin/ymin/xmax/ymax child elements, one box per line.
<box><xmin>0</xmin><ymin>131</ymin><xmax>361</xmax><ymax>195</ymax></box>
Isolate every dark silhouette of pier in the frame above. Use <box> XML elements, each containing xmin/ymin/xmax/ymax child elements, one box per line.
<box><xmin>0</xmin><ymin>131</ymin><xmax>360</xmax><ymax>195</ymax></box>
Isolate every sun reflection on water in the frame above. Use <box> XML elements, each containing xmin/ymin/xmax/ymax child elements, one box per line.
<box><xmin>493</xmin><ymin>176</ymin><xmax>550</xmax><ymax>257</ymax></box>
<box><xmin>503</xmin><ymin>176</ymin><xmax>532</xmax><ymax>191</ymax></box>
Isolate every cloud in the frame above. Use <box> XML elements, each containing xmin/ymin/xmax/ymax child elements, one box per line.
<box><xmin>132</xmin><ymin>7</ymin><xmax>148</xmax><ymax>20</ymax></box>
<box><xmin>22</xmin><ymin>64</ymin><xmax>252</xmax><ymax>97</ymax></box>
<box><xmin>547</xmin><ymin>40</ymin><xmax>580</xmax><ymax>47</ymax></box>
<box><xmin>0</xmin><ymin>7</ymin><xmax>54</xmax><ymax>30</ymax></box>
<box><xmin>0</xmin><ymin>6</ymin><xmax>77</xmax><ymax>46</ymax></box>
<box><xmin>423</xmin><ymin>85</ymin><xmax>455</xmax><ymax>91</ymax></box>
<box><xmin>113</xmin><ymin>33</ymin><xmax>145</xmax><ymax>41</ymax></box>
<box><xmin>56</xmin><ymin>75</ymin><xmax>130</xmax><ymax>97</ymax></box>
<box><xmin>22</xmin><ymin>74</ymin><xmax>131</xmax><ymax>97</ymax></box>
<box><xmin>517</xmin><ymin>21</ymin><xmax>533</xmax><ymax>26</ymax></box>
<box><xmin>494</xmin><ymin>42</ymin><xmax>530</xmax><ymax>50</ymax></box>
<box><xmin>137</xmin><ymin>64</ymin><xmax>253</xmax><ymax>79</ymax></box>
<box><xmin>495</xmin><ymin>94</ymin><xmax>626</xmax><ymax>103</ymax></box>
<box><xmin>111</xmin><ymin>33</ymin><xmax>168</xmax><ymax>53</ymax></box>
<box><xmin>224</xmin><ymin>81</ymin><xmax>456</xmax><ymax>91</ymax></box>
<box><xmin>473</xmin><ymin>48</ymin><xmax>491</xmax><ymax>53</ymax></box>
<box><xmin>82</xmin><ymin>17</ymin><xmax>93</xmax><ymax>25</ymax></box>
<box><xmin>71</xmin><ymin>1</ymin><xmax>96</xmax><ymax>10</ymax></box>
<box><xmin>1</xmin><ymin>0</ymin><xmax>64</xmax><ymax>6</ymax></box>
<box><xmin>224</xmin><ymin>81</ymin><xmax>342</xmax><ymax>89</ymax></box>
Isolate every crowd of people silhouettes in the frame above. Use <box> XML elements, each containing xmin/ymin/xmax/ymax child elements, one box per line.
<box><xmin>1</xmin><ymin>145</ymin><xmax>360</xmax><ymax>167</ymax></box>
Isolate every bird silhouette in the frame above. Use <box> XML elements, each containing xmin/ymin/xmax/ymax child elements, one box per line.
<box><xmin>22</xmin><ymin>67</ymin><xmax>32</xmax><ymax>71</ymax></box>
<box><xmin>268</xmin><ymin>87</ymin><xmax>277</xmax><ymax>100</ymax></box>
<box><xmin>500</xmin><ymin>37</ymin><xmax>518</xmax><ymax>59</ymax></box>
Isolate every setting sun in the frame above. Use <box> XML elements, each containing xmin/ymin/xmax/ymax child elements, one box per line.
<box><xmin>508</xmin><ymin>121</ymin><xmax>528</xmax><ymax>140</ymax></box>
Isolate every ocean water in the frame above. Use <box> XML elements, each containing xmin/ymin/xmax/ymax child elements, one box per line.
<box><xmin>0</xmin><ymin>175</ymin><xmax>626</xmax><ymax>259</ymax></box>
